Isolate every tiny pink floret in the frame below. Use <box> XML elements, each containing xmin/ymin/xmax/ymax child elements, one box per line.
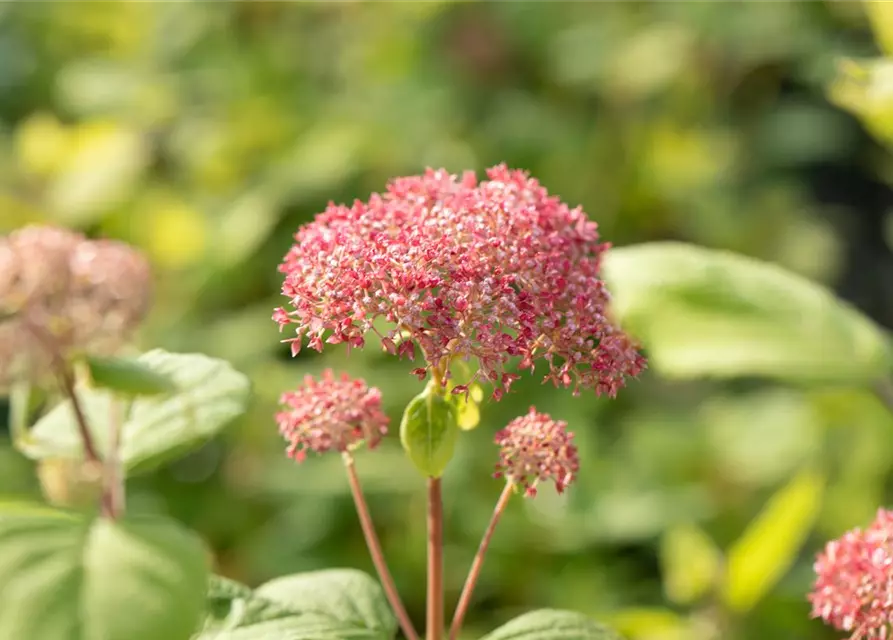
<box><xmin>274</xmin><ymin>164</ymin><xmax>645</xmax><ymax>399</ymax></box>
<box><xmin>275</xmin><ymin>370</ymin><xmax>389</xmax><ymax>461</ymax></box>
<box><xmin>809</xmin><ymin>508</ymin><xmax>893</xmax><ymax>639</ymax></box>
<box><xmin>493</xmin><ymin>407</ymin><xmax>579</xmax><ymax>497</ymax></box>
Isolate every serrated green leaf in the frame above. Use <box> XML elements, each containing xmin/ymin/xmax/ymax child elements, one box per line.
<box><xmin>659</xmin><ymin>523</ymin><xmax>721</xmax><ymax>605</ymax></box>
<box><xmin>399</xmin><ymin>383</ymin><xmax>459</xmax><ymax>477</ymax></box>
<box><xmin>602</xmin><ymin>242</ymin><xmax>892</xmax><ymax>384</ymax></box>
<box><xmin>193</xmin><ymin>569</ymin><xmax>395</xmax><ymax>640</ymax></box>
<box><xmin>721</xmin><ymin>468</ymin><xmax>825</xmax><ymax>613</ymax></box>
<box><xmin>0</xmin><ymin>504</ymin><xmax>209</xmax><ymax>640</ymax></box>
<box><xmin>22</xmin><ymin>349</ymin><xmax>251</xmax><ymax>476</ymax></box>
<box><xmin>85</xmin><ymin>354</ymin><xmax>178</xmax><ymax>397</ymax></box>
<box><xmin>482</xmin><ymin>609</ymin><xmax>625</xmax><ymax>640</ymax></box>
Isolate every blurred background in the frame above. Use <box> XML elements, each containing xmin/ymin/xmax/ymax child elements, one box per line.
<box><xmin>1</xmin><ymin>2</ymin><xmax>893</xmax><ymax>639</ymax></box>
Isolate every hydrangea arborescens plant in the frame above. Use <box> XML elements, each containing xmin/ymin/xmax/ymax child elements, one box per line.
<box><xmin>0</xmin><ymin>224</ymin><xmax>252</xmax><ymax>640</ymax></box>
<box><xmin>272</xmin><ymin>165</ymin><xmax>645</xmax><ymax>640</ymax></box>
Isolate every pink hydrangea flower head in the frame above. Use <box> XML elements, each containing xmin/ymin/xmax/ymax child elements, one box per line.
<box><xmin>809</xmin><ymin>508</ymin><xmax>893</xmax><ymax>639</ymax></box>
<box><xmin>0</xmin><ymin>225</ymin><xmax>153</xmax><ymax>390</ymax></box>
<box><xmin>492</xmin><ymin>407</ymin><xmax>579</xmax><ymax>497</ymax></box>
<box><xmin>274</xmin><ymin>164</ymin><xmax>645</xmax><ymax>400</ymax></box>
<box><xmin>275</xmin><ymin>369</ymin><xmax>390</xmax><ymax>462</ymax></box>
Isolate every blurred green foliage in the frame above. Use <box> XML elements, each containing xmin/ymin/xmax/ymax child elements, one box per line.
<box><xmin>1</xmin><ymin>2</ymin><xmax>892</xmax><ymax>639</ymax></box>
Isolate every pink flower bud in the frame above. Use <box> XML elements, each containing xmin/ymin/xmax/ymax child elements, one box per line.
<box><xmin>493</xmin><ymin>407</ymin><xmax>579</xmax><ymax>497</ymax></box>
<box><xmin>275</xmin><ymin>370</ymin><xmax>389</xmax><ymax>462</ymax></box>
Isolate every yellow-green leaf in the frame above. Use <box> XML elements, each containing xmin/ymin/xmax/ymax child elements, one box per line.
<box><xmin>721</xmin><ymin>468</ymin><xmax>825</xmax><ymax>612</ymax></box>
<box><xmin>865</xmin><ymin>0</ymin><xmax>893</xmax><ymax>57</ymax></box>
<box><xmin>659</xmin><ymin>523</ymin><xmax>721</xmax><ymax>606</ymax></box>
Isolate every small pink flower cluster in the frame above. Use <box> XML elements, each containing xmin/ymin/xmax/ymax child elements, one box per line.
<box><xmin>0</xmin><ymin>225</ymin><xmax>152</xmax><ymax>390</ymax></box>
<box><xmin>274</xmin><ymin>165</ymin><xmax>645</xmax><ymax>399</ymax></box>
<box><xmin>493</xmin><ymin>407</ymin><xmax>579</xmax><ymax>497</ymax></box>
<box><xmin>276</xmin><ymin>370</ymin><xmax>390</xmax><ymax>462</ymax></box>
<box><xmin>809</xmin><ymin>508</ymin><xmax>893</xmax><ymax>639</ymax></box>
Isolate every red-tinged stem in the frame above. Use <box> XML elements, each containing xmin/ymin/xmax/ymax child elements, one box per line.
<box><xmin>427</xmin><ymin>477</ymin><xmax>444</xmax><ymax>640</ymax></box>
<box><xmin>448</xmin><ymin>482</ymin><xmax>513</xmax><ymax>640</ymax></box>
<box><xmin>55</xmin><ymin>361</ymin><xmax>101</xmax><ymax>465</ymax></box>
<box><xmin>344</xmin><ymin>454</ymin><xmax>420</xmax><ymax>640</ymax></box>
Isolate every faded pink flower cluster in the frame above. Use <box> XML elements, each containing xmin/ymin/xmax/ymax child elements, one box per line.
<box><xmin>0</xmin><ymin>225</ymin><xmax>152</xmax><ymax>390</ymax></box>
<box><xmin>274</xmin><ymin>165</ymin><xmax>645</xmax><ymax>400</ymax></box>
<box><xmin>493</xmin><ymin>407</ymin><xmax>579</xmax><ymax>497</ymax></box>
<box><xmin>276</xmin><ymin>370</ymin><xmax>390</xmax><ymax>462</ymax></box>
<box><xmin>809</xmin><ymin>508</ymin><xmax>893</xmax><ymax>639</ymax></box>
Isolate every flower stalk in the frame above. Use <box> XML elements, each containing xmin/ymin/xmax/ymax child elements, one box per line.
<box><xmin>448</xmin><ymin>481</ymin><xmax>513</xmax><ymax>640</ymax></box>
<box><xmin>344</xmin><ymin>454</ymin><xmax>420</xmax><ymax>640</ymax></box>
<box><xmin>427</xmin><ymin>476</ymin><xmax>444</xmax><ymax>640</ymax></box>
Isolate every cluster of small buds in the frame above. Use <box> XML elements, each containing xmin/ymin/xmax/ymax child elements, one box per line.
<box><xmin>274</xmin><ymin>164</ymin><xmax>645</xmax><ymax>400</ymax></box>
<box><xmin>0</xmin><ymin>225</ymin><xmax>152</xmax><ymax>391</ymax></box>
<box><xmin>809</xmin><ymin>508</ymin><xmax>893</xmax><ymax>639</ymax></box>
<box><xmin>276</xmin><ymin>370</ymin><xmax>390</xmax><ymax>462</ymax></box>
<box><xmin>493</xmin><ymin>407</ymin><xmax>579</xmax><ymax>497</ymax></box>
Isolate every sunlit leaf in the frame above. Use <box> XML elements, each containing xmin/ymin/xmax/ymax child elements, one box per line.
<box><xmin>399</xmin><ymin>383</ymin><xmax>459</xmax><ymax>477</ymax></box>
<box><xmin>722</xmin><ymin>468</ymin><xmax>825</xmax><ymax>612</ymax></box>
<box><xmin>22</xmin><ymin>350</ymin><xmax>251</xmax><ymax>475</ymax></box>
<box><xmin>659</xmin><ymin>522</ymin><xmax>721</xmax><ymax>605</ymax></box>
<box><xmin>603</xmin><ymin>242</ymin><xmax>892</xmax><ymax>384</ymax></box>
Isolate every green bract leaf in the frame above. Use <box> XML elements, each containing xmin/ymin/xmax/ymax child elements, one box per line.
<box><xmin>721</xmin><ymin>468</ymin><xmax>825</xmax><ymax>613</ymax></box>
<box><xmin>0</xmin><ymin>503</ymin><xmax>209</xmax><ymax>640</ymax></box>
<box><xmin>602</xmin><ymin>242</ymin><xmax>893</xmax><ymax>384</ymax></box>
<box><xmin>482</xmin><ymin>609</ymin><xmax>625</xmax><ymax>640</ymax></box>
<box><xmin>399</xmin><ymin>383</ymin><xmax>459</xmax><ymax>477</ymax></box>
<box><xmin>86</xmin><ymin>354</ymin><xmax>179</xmax><ymax>397</ymax></box>
<box><xmin>193</xmin><ymin>569</ymin><xmax>396</xmax><ymax>640</ymax></box>
<box><xmin>22</xmin><ymin>350</ymin><xmax>251</xmax><ymax>475</ymax></box>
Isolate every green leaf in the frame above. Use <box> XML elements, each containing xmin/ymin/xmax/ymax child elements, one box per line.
<box><xmin>86</xmin><ymin>354</ymin><xmax>178</xmax><ymax>397</ymax></box>
<box><xmin>482</xmin><ymin>609</ymin><xmax>625</xmax><ymax>640</ymax></box>
<box><xmin>865</xmin><ymin>0</ymin><xmax>893</xmax><ymax>57</ymax></box>
<box><xmin>602</xmin><ymin>242</ymin><xmax>892</xmax><ymax>384</ymax></box>
<box><xmin>0</xmin><ymin>504</ymin><xmax>209</xmax><ymax>640</ymax></box>
<box><xmin>255</xmin><ymin>569</ymin><xmax>397</xmax><ymax>638</ymax></box>
<box><xmin>22</xmin><ymin>349</ymin><xmax>251</xmax><ymax>475</ymax></box>
<box><xmin>659</xmin><ymin>522</ymin><xmax>721</xmax><ymax>606</ymax></box>
<box><xmin>721</xmin><ymin>468</ymin><xmax>825</xmax><ymax>613</ymax></box>
<box><xmin>452</xmin><ymin>383</ymin><xmax>483</xmax><ymax>432</ymax></box>
<box><xmin>829</xmin><ymin>57</ymin><xmax>893</xmax><ymax>148</ymax></box>
<box><xmin>399</xmin><ymin>383</ymin><xmax>459</xmax><ymax>477</ymax></box>
<box><xmin>193</xmin><ymin>569</ymin><xmax>396</xmax><ymax>640</ymax></box>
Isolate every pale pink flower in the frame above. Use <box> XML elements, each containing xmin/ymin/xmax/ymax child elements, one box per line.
<box><xmin>0</xmin><ymin>225</ymin><xmax>153</xmax><ymax>391</ymax></box>
<box><xmin>276</xmin><ymin>370</ymin><xmax>389</xmax><ymax>462</ymax></box>
<box><xmin>274</xmin><ymin>165</ymin><xmax>645</xmax><ymax>399</ymax></box>
<box><xmin>493</xmin><ymin>407</ymin><xmax>579</xmax><ymax>497</ymax></box>
<box><xmin>809</xmin><ymin>508</ymin><xmax>893</xmax><ymax>639</ymax></box>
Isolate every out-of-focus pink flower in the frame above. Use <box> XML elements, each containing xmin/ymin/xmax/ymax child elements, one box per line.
<box><xmin>809</xmin><ymin>508</ymin><xmax>893</xmax><ymax>639</ymax></box>
<box><xmin>276</xmin><ymin>370</ymin><xmax>389</xmax><ymax>462</ymax></box>
<box><xmin>0</xmin><ymin>225</ymin><xmax>153</xmax><ymax>391</ymax></box>
<box><xmin>493</xmin><ymin>407</ymin><xmax>579</xmax><ymax>497</ymax></box>
<box><xmin>274</xmin><ymin>165</ymin><xmax>645</xmax><ymax>399</ymax></box>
